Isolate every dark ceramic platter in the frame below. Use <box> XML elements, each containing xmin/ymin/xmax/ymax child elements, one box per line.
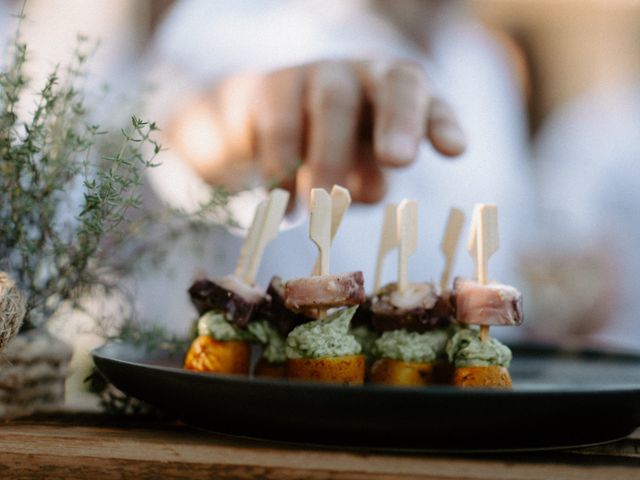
<box><xmin>92</xmin><ymin>342</ymin><xmax>640</xmax><ymax>452</ymax></box>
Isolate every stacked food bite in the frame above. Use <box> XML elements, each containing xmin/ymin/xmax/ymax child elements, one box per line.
<box><xmin>446</xmin><ymin>205</ymin><xmax>523</xmax><ymax>387</ymax></box>
<box><xmin>184</xmin><ymin>186</ymin><xmax>523</xmax><ymax>388</ymax></box>
<box><xmin>184</xmin><ymin>189</ymin><xmax>289</xmax><ymax>375</ymax></box>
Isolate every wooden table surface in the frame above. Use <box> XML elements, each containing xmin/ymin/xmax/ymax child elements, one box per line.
<box><xmin>1</xmin><ymin>410</ymin><xmax>640</xmax><ymax>480</ymax></box>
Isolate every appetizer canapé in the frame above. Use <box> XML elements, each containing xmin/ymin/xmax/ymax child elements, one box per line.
<box><xmin>447</xmin><ymin>278</ymin><xmax>523</xmax><ymax>388</ymax></box>
<box><xmin>250</xmin><ymin>272</ymin><xmax>368</xmax><ymax>382</ymax></box>
<box><xmin>184</xmin><ymin>189</ymin><xmax>289</xmax><ymax>375</ymax></box>
<box><xmin>369</xmin><ymin>282</ymin><xmax>453</xmax><ymax>386</ymax></box>
<box><xmin>285</xmin><ymin>305</ymin><xmax>364</xmax><ymax>384</ymax></box>
<box><xmin>446</xmin><ymin>328</ymin><xmax>512</xmax><ymax>388</ymax></box>
<box><xmin>283</xmin><ymin>270</ymin><xmax>367</xmax><ymax>384</ymax></box>
<box><xmin>184</xmin><ymin>275</ymin><xmax>265</xmax><ymax>374</ymax></box>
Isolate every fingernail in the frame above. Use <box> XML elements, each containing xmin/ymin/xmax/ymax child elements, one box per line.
<box><xmin>381</xmin><ymin>133</ymin><xmax>417</xmax><ymax>163</ymax></box>
<box><xmin>434</xmin><ymin>124</ymin><xmax>467</xmax><ymax>154</ymax></box>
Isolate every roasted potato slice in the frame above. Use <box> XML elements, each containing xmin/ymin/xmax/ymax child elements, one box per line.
<box><xmin>254</xmin><ymin>358</ymin><xmax>287</xmax><ymax>379</ymax></box>
<box><xmin>184</xmin><ymin>335</ymin><xmax>250</xmax><ymax>374</ymax></box>
<box><xmin>369</xmin><ymin>358</ymin><xmax>434</xmax><ymax>386</ymax></box>
<box><xmin>452</xmin><ymin>365</ymin><xmax>512</xmax><ymax>388</ymax></box>
<box><xmin>287</xmin><ymin>355</ymin><xmax>365</xmax><ymax>385</ymax></box>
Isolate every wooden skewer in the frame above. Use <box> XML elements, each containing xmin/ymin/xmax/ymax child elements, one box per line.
<box><xmin>470</xmin><ymin>204</ymin><xmax>499</xmax><ymax>342</ymax></box>
<box><xmin>439</xmin><ymin>207</ymin><xmax>465</xmax><ymax>292</ymax></box>
<box><xmin>309</xmin><ymin>188</ymin><xmax>332</xmax><ymax>319</ymax></box>
<box><xmin>373</xmin><ymin>203</ymin><xmax>398</xmax><ymax>293</ymax></box>
<box><xmin>477</xmin><ymin>205</ymin><xmax>498</xmax><ymax>285</ymax></box>
<box><xmin>234</xmin><ymin>200</ymin><xmax>268</xmax><ymax>279</ymax></box>
<box><xmin>243</xmin><ymin>188</ymin><xmax>290</xmax><ymax>285</ymax></box>
<box><xmin>396</xmin><ymin>199</ymin><xmax>418</xmax><ymax>294</ymax></box>
<box><xmin>311</xmin><ymin>185</ymin><xmax>351</xmax><ymax>276</ymax></box>
<box><xmin>309</xmin><ymin>188</ymin><xmax>332</xmax><ymax>277</ymax></box>
<box><xmin>467</xmin><ymin>204</ymin><xmax>482</xmax><ymax>281</ymax></box>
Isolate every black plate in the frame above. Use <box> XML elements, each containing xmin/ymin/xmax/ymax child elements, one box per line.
<box><xmin>92</xmin><ymin>342</ymin><xmax>640</xmax><ymax>451</ymax></box>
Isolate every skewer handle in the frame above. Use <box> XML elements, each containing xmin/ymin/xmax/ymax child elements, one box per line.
<box><xmin>474</xmin><ymin>204</ymin><xmax>499</xmax><ymax>343</ymax></box>
<box><xmin>396</xmin><ymin>199</ymin><xmax>418</xmax><ymax>294</ymax></box>
<box><xmin>467</xmin><ymin>204</ymin><xmax>482</xmax><ymax>280</ymax></box>
<box><xmin>234</xmin><ymin>200</ymin><xmax>268</xmax><ymax>279</ymax></box>
<box><xmin>244</xmin><ymin>189</ymin><xmax>290</xmax><ymax>284</ymax></box>
<box><xmin>309</xmin><ymin>188</ymin><xmax>332</xmax><ymax>276</ymax></box>
<box><xmin>373</xmin><ymin>203</ymin><xmax>398</xmax><ymax>293</ymax></box>
<box><xmin>439</xmin><ymin>207</ymin><xmax>465</xmax><ymax>292</ymax></box>
<box><xmin>476</xmin><ymin>205</ymin><xmax>498</xmax><ymax>285</ymax></box>
<box><xmin>311</xmin><ymin>185</ymin><xmax>351</xmax><ymax>275</ymax></box>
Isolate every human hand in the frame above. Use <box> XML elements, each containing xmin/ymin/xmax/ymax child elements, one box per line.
<box><xmin>171</xmin><ymin>59</ymin><xmax>467</xmax><ymax>204</ymax></box>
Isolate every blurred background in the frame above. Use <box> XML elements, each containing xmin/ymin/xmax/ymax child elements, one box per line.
<box><xmin>2</xmin><ymin>0</ymin><xmax>639</xmax><ymax>395</ymax></box>
<box><xmin>7</xmin><ymin>0</ymin><xmax>640</xmax><ymax>138</ymax></box>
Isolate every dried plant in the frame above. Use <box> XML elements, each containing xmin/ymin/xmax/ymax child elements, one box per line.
<box><xmin>0</xmin><ymin>273</ymin><xmax>26</xmax><ymax>350</ymax></box>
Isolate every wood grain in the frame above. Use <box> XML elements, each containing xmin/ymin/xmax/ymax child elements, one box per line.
<box><xmin>1</xmin><ymin>413</ymin><xmax>639</xmax><ymax>480</ymax></box>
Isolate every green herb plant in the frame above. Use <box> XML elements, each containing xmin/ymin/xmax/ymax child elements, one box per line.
<box><xmin>0</xmin><ymin>27</ymin><xmax>233</xmax><ymax>333</ymax></box>
<box><xmin>0</xmin><ymin>30</ymin><xmax>153</xmax><ymax>329</ymax></box>
<box><xmin>0</xmin><ymin>15</ymin><xmax>240</xmax><ymax>415</ymax></box>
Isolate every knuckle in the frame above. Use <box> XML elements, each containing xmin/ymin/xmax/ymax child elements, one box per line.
<box><xmin>313</xmin><ymin>85</ymin><xmax>357</xmax><ymax>112</ymax></box>
<box><xmin>386</xmin><ymin>61</ymin><xmax>428</xmax><ymax>88</ymax></box>
<box><xmin>309</xmin><ymin>62</ymin><xmax>360</xmax><ymax>112</ymax></box>
<box><xmin>256</xmin><ymin>72</ymin><xmax>279</xmax><ymax>98</ymax></box>
<box><xmin>378</xmin><ymin>62</ymin><xmax>430</xmax><ymax>114</ymax></box>
<box><xmin>262</xmin><ymin>67</ymin><xmax>298</xmax><ymax>85</ymax></box>
<box><xmin>257</xmin><ymin>117</ymin><xmax>299</xmax><ymax>145</ymax></box>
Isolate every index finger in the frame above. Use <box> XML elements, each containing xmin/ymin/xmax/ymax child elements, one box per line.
<box><xmin>427</xmin><ymin>97</ymin><xmax>467</xmax><ymax>157</ymax></box>
<box><xmin>252</xmin><ymin>68</ymin><xmax>305</xmax><ymax>195</ymax></box>
<box><xmin>372</xmin><ymin>61</ymin><xmax>431</xmax><ymax>167</ymax></box>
